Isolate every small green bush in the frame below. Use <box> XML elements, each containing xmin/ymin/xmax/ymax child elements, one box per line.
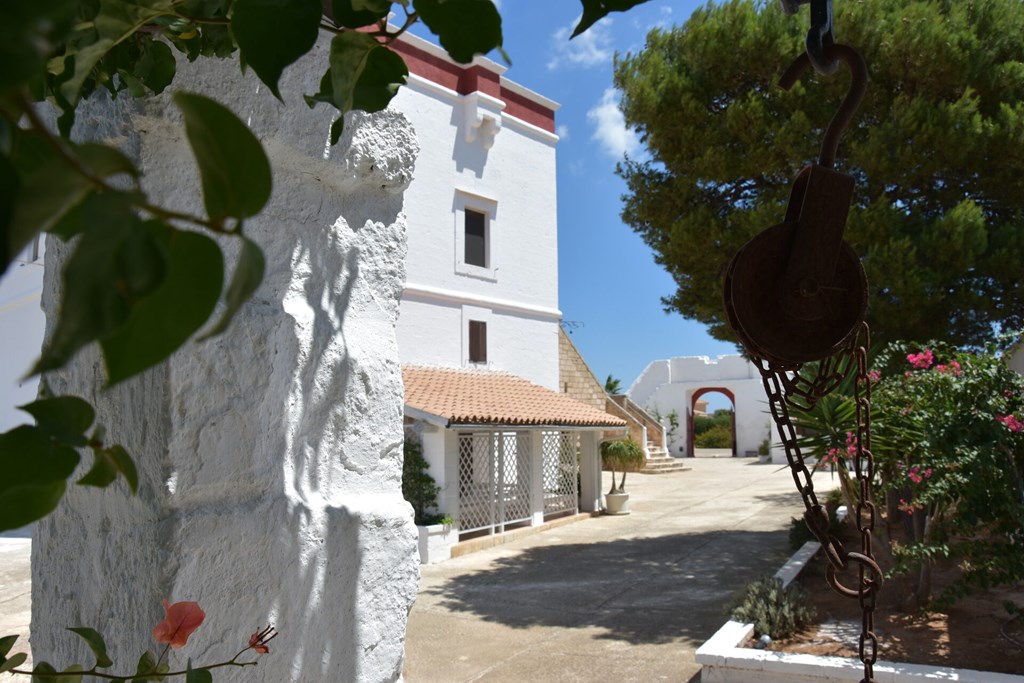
<box><xmin>402</xmin><ymin>437</ymin><xmax>442</xmax><ymax>526</ymax></box>
<box><xmin>728</xmin><ymin>576</ymin><xmax>816</xmax><ymax>639</ymax></box>
<box><xmin>694</xmin><ymin>423</ymin><xmax>732</xmax><ymax>448</ymax></box>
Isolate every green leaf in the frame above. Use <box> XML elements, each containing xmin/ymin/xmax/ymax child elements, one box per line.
<box><xmin>0</xmin><ymin>425</ymin><xmax>79</xmax><ymax>532</ymax></box>
<box><xmin>0</xmin><ymin>0</ymin><xmax>77</xmax><ymax>93</ymax></box>
<box><xmin>18</xmin><ymin>396</ymin><xmax>95</xmax><ymax>447</ymax></box>
<box><xmin>352</xmin><ymin>43</ymin><xmax>408</xmax><ymax>112</ymax></box>
<box><xmin>8</xmin><ymin>143</ymin><xmax>137</xmax><ymax>272</ymax></box>
<box><xmin>77</xmin><ymin>448</ymin><xmax>119</xmax><ymax>488</ymax></box>
<box><xmin>134</xmin><ymin>39</ymin><xmax>176</xmax><ymax>94</ymax></box>
<box><xmin>330</xmin><ymin>116</ymin><xmax>345</xmax><ymax>146</ymax></box>
<box><xmin>60</xmin><ymin>0</ymin><xmax>177</xmax><ymax>104</ymax></box>
<box><xmin>0</xmin><ymin>635</ymin><xmax>17</xmax><ymax>658</ymax></box>
<box><xmin>199</xmin><ymin>236</ymin><xmax>264</xmax><ymax>340</ymax></box>
<box><xmin>174</xmin><ymin>92</ymin><xmax>272</xmax><ymax>220</ymax></box>
<box><xmin>31</xmin><ymin>660</ymin><xmax>57</xmax><ymax>683</ymax></box>
<box><xmin>33</xmin><ymin>200</ymin><xmax>167</xmax><ymax>375</ymax></box>
<box><xmin>414</xmin><ymin>0</ymin><xmax>502</xmax><ymax>64</ymax></box>
<box><xmin>67</xmin><ymin>628</ymin><xmax>112</xmax><ymax>668</ymax></box>
<box><xmin>0</xmin><ymin>651</ymin><xmax>27</xmax><ymax>673</ymax></box>
<box><xmin>331</xmin><ymin>0</ymin><xmax>390</xmax><ymax>29</ymax></box>
<box><xmin>107</xmin><ymin>444</ymin><xmax>139</xmax><ymax>493</ymax></box>
<box><xmin>327</xmin><ymin>32</ymin><xmax>376</xmax><ymax>113</ymax></box>
<box><xmin>130</xmin><ymin>651</ymin><xmax>157</xmax><ymax>683</ymax></box>
<box><xmin>77</xmin><ymin>443</ymin><xmax>136</xmax><ymax>491</ymax></box>
<box><xmin>231</xmin><ymin>0</ymin><xmax>321</xmax><ymax>99</ymax></box>
<box><xmin>572</xmin><ymin>0</ymin><xmax>650</xmax><ymax>38</ymax></box>
<box><xmin>60</xmin><ymin>664</ymin><xmax>84</xmax><ymax>683</ymax></box>
<box><xmin>326</xmin><ymin>33</ymin><xmax>407</xmax><ymax>115</ymax></box>
<box><xmin>101</xmin><ymin>221</ymin><xmax>223</xmax><ymax>385</ymax></box>
<box><xmin>185</xmin><ymin>660</ymin><xmax>213</xmax><ymax>683</ymax></box>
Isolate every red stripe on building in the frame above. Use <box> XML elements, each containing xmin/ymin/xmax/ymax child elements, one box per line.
<box><xmin>391</xmin><ymin>40</ymin><xmax>555</xmax><ymax>134</ymax></box>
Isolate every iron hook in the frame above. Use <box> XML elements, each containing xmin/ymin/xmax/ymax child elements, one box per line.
<box><xmin>778</xmin><ymin>43</ymin><xmax>868</xmax><ymax>169</ymax></box>
<box><xmin>777</xmin><ymin>0</ymin><xmax>840</xmax><ymax>74</ymax></box>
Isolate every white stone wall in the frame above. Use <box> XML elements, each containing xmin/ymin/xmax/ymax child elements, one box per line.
<box><xmin>31</xmin><ymin>41</ymin><xmax>418</xmax><ymax>682</ymax></box>
<box><xmin>628</xmin><ymin>355</ymin><xmax>773</xmax><ymax>460</ymax></box>
<box><xmin>394</xmin><ymin>75</ymin><xmax>561</xmax><ymax>389</ymax></box>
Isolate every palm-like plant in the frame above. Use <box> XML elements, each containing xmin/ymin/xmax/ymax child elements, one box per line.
<box><xmin>600</xmin><ymin>436</ymin><xmax>645</xmax><ymax>494</ymax></box>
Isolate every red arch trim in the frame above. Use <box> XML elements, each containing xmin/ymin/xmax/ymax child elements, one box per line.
<box><xmin>687</xmin><ymin>388</ymin><xmax>737</xmax><ymax>458</ymax></box>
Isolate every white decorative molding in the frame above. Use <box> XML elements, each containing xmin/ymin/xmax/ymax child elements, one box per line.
<box><xmin>403</xmin><ymin>281</ymin><xmax>562</xmax><ymax>320</ymax></box>
<box><xmin>463</xmin><ymin>92</ymin><xmax>506</xmax><ymax>149</ymax></box>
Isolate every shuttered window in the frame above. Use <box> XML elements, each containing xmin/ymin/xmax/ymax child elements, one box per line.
<box><xmin>469</xmin><ymin>320</ymin><xmax>487</xmax><ymax>363</ymax></box>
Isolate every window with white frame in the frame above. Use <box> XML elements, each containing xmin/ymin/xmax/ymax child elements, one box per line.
<box><xmin>464</xmin><ymin>209</ymin><xmax>487</xmax><ymax>267</ymax></box>
<box><xmin>468</xmin><ymin>320</ymin><xmax>487</xmax><ymax>364</ymax></box>
<box><xmin>454</xmin><ymin>191</ymin><xmax>497</xmax><ymax>280</ymax></box>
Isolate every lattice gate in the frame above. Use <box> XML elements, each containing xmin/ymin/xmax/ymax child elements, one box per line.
<box><xmin>458</xmin><ymin>432</ymin><xmax>532</xmax><ymax>535</ymax></box>
<box><xmin>542</xmin><ymin>431</ymin><xmax>579</xmax><ymax>517</ymax></box>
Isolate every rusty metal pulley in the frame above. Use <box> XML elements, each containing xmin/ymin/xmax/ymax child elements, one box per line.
<box><xmin>722</xmin><ymin>14</ymin><xmax>882</xmax><ymax>681</ymax></box>
<box><xmin>724</xmin><ymin>43</ymin><xmax>868</xmax><ymax>367</ymax></box>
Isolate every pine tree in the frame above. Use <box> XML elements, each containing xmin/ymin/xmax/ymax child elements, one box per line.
<box><xmin>614</xmin><ymin>0</ymin><xmax>1024</xmax><ymax>348</ymax></box>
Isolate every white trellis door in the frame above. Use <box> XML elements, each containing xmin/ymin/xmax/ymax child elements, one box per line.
<box><xmin>458</xmin><ymin>431</ymin><xmax>532</xmax><ymax>534</ymax></box>
<box><xmin>542</xmin><ymin>431</ymin><xmax>579</xmax><ymax>517</ymax></box>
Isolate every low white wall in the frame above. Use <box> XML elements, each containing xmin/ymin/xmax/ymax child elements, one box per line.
<box><xmin>697</xmin><ymin>542</ymin><xmax>1024</xmax><ymax>683</ymax></box>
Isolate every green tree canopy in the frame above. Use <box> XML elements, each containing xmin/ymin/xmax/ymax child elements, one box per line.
<box><xmin>614</xmin><ymin>0</ymin><xmax>1024</xmax><ymax>349</ymax></box>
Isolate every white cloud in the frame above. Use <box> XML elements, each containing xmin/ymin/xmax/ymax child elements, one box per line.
<box><xmin>547</xmin><ymin>17</ymin><xmax>613</xmax><ymax>71</ymax></box>
<box><xmin>587</xmin><ymin>88</ymin><xmax>641</xmax><ymax>159</ymax></box>
<box><xmin>556</xmin><ymin>124</ymin><xmax>570</xmax><ymax>140</ymax></box>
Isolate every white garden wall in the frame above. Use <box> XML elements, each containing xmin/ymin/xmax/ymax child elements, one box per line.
<box><xmin>628</xmin><ymin>355</ymin><xmax>775</xmax><ymax>461</ymax></box>
<box><xmin>31</xmin><ymin>40</ymin><xmax>418</xmax><ymax>682</ymax></box>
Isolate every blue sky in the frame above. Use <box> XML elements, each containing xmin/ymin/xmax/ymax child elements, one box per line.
<box><xmin>476</xmin><ymin>2</ymin><xmax>740</xmax><ymax>404</ymax></box>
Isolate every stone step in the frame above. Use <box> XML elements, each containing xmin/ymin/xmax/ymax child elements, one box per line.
<box><xmin>640</xmin><ymin>454</ymin><xmax>691</xmax><ymax>474</ymax></box>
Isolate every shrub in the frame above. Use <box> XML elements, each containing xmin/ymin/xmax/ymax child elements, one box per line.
<box><xmin>402</xmin><ymin>437</ymin><xmax>443</xmax><ymax>526</ymax></box>
<box><xmin>728</xmin><ymin>576</ymin><xmax>816</xmax><ymax>639</ymax></box>
<box><xmin>871</xmin><ymin>340</ymin><xmax>1024</xmax><ymax>608</ymax></box>
<box><xmin>694</xmin><ymin>423</ymin><xmax>732</xmax><ymax>448</ymax></box>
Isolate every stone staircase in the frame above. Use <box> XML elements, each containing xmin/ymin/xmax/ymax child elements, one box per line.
<box><xmin>640</xmin><ymin>443</ymin><xmax>691</xmax><ymax>474</ymax></box>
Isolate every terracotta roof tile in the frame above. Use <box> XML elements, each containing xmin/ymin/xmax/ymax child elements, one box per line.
<box><xmin>403</xmin><ymin>365</ymin><xmax>627</xmax><ymax>428</ymax></box>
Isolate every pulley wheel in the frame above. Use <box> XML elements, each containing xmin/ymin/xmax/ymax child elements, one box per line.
<box><xmin>724</xmin><ymin>220</ymin><xmax>867</xmax><ymax>366</ymax></box>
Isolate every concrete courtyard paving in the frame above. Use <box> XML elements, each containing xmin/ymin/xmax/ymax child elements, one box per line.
<box><xmin>404</xmin><ymin>457</ymin><xmax>836</xmax><ymax>683</ymax></box>
<box><xmin>0</xmin><ymin>458</ymin><xmax>835</xmax><ymax>682</ymax></box>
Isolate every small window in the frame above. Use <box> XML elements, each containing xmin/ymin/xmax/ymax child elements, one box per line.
<box><xmin>464</xmin><ymin>209</ymin><xmax>487</xmax><ymax>268</ymax></box>
<box><xmin>469</xmin><ymin>320</ymin><xmax>487</xmax><ymax>363</ymax></box>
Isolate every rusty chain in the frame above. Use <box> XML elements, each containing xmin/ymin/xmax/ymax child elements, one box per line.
<box><xmin>754</xmin><ymin>321</ymin><xmax>881</xmax><ymax>683</ymax></box>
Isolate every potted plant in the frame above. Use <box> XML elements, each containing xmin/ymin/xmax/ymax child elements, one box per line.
<box><xmin>600</xmin><ymin>436</ymin><xmax>645</xmax><ymax>515</ymax></box>
<box><xmin>403</xmin><ymin>437</ymin><xmax>457</xmax><ymax>563</ymax></box>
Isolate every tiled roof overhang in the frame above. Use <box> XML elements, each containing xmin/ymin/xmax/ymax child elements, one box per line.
<box><xmin>402</xmin><ymin>365</ymin><xmax>627</xmax><ymax>429</ymax></box>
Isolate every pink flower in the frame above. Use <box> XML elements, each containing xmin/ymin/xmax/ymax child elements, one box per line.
<box><xmin>996</xmin><ymin>414</ymin><xmax>1024</xmax><ymax>432</ymax></box>
<box><xmin>868</xmin><ymin>370</ymin><xmax>881</xmax><ymax>382</ymax></box>
<box><xmin>248</xmin><ymin>625</ymin><xmax>277</xmax><ymax>655</ymax></box>
<box><xmin>907</xmin><ymin>349</ymin><xmax>934</xmax><ymax>370</ymax></box>
<box><xmin>153</xmin><ymin>600</ymin><xmax>205</xmax><ymax>649</ymax></box>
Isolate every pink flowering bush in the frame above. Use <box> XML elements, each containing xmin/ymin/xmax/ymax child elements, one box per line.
<box><xmin>872</xmin><ymin>340</ymin><xmax>1024</xmax><ymax>608</ymax></box>
<box><xmin>789</xmin><ymin>339</ymin><xmax>1024</xmax><ymax>610</ymax></box>
<box><xmin>0</xmin><ymin>600</ymin><xmax>276</xmax><ymax>681</ymax></box>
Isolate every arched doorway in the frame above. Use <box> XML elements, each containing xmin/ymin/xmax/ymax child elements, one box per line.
<box><xmin>686</xmin><ymin>387</ymin><xmax>737</xmax><ymax>458</ymax></box>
